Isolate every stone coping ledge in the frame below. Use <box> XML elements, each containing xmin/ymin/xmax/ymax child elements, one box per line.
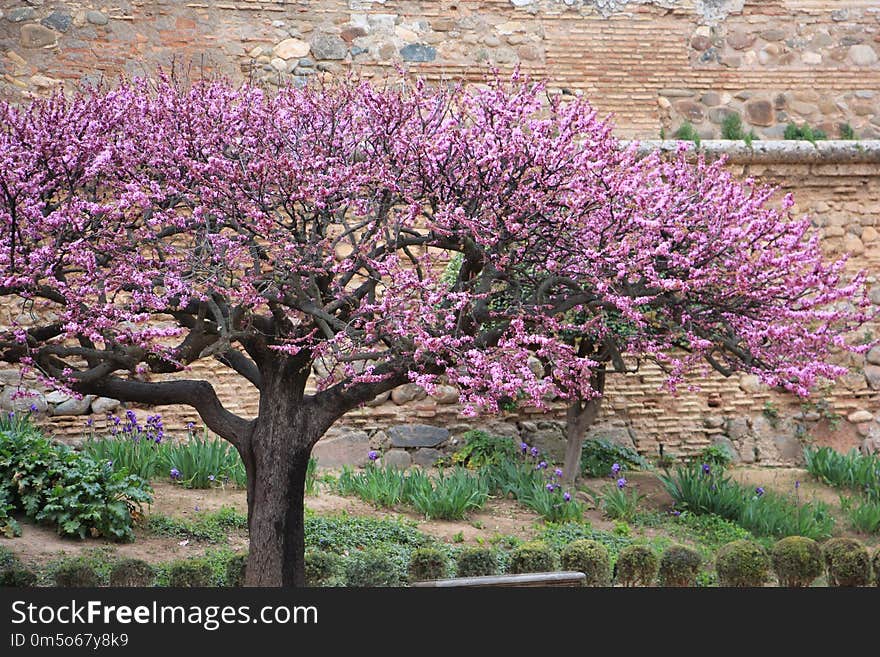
<box><xmin>625</xmin><ymin>140</ymin><xmax>880</xmax><ymax>164</ymax></box>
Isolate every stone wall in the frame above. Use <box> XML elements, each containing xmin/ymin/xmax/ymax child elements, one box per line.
<box><xmin>2</xmin><ymin>1</ymin><xmax>879</xmax><ymax>139</ymax></box>
<box><xmin>2</xmin><ymin>0</ymin><xmax>880</xmax><ymax>464</ymax></box>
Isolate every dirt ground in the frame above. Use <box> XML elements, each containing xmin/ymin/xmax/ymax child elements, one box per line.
<box><xmin>4</xmin><ymin>466</ymin><xmax>875</xmax><ymax>568</ymax></box>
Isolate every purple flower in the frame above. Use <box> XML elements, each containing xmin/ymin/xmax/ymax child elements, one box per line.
<box><xmin>795</xmin><ymin>480</ymin><xmax>800</xmax><ymax>489</ymax></box>
<box><xmin>611</xmin><ymin>463</ymin><xmax>621</xmax><ymax>475</ymax></box>
<box><xmin>368</xmin><ymin>450</ymin><xmax>379</xmax><ymax>461</ymax></box>
<box><xmin>187</xmin><ymin>422</ymin><xmax>195</xmax><ymax>431</ymax></box>
<box><xmin>702</xmin><ymin>463</ymin><xmax>711</xmax><ymax>475</ymax></box>
<box><xmin>29</xmin><ymin>403</ymin><xmax>37</xmax><ymax>412</ymax></box>
<box><xmin>617</xmin><ymin>477</ymin><xmax>627</xmax><ymax>489</ymax></box>
<box><xmin>546</xmin><ymin>483</ymin><xmax>555</xmax><ymax>492</ymax></box>
<box><xmin>208</xmin><ymin>475</ymin><xmax>216</xmax><ymax>482</ymax></box>
<box><xmin>755</xmin><ymin>486</ymin><xmax>765</xmax><ymax>497</ymax></box>
<box><xmin>520</xmin><ymin>442</ymin><xmax>528</xmax><ymax>453</ymax></box>
<box><xmin>7</xmin><ymin>411</ymin><xmax>14</xmax><ymax>418</ymax></box>
<box><xmin>107</xmin><ymin>460</ymin><xmax>113</xmax><ymax>468</ymax></box>
<box><xmin>170</xmin><ymin>467</ymin><xmax>181</xmax><ymax>480</ymax></box>
<box><xmin>85</xmin><ymin>418</ymin><xmax>93</xmax><ymax>427</ymax></box>
<box><xmin>563</xmin><ymin>492</ymin><xmax>571</xmax><ymax>502</ymax></box>
<box><xmin>538</xmin><ymin>461</ymin><xmax>547</xmax><ymax>470</ymax></box>
<box><xmin>671</xmin><ymin>510</ymin><xmax>681</xmax><ymax>517</ymax></box>
<box><xmin>530</xmin><ymin>447</ymin><xmax>539</xmax><ymax>457</ymax></box>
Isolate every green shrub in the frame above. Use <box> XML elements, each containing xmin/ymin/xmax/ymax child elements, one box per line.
<box><xmin>509</xmin><ymin>541</ymin><xmax>557</xmax><ymax>575</ymax></box>
<box><xmin>694</xmin><ymin>445</ymin><xmax>734</xmax><ymax>469</ymax></box>
<box><xmin>54</xmin><ymin>560</ymin><xmax>101</xmax><ymax>587</ymax></box>
<box><xmin>658</xmin><ymin>545</ymin><xmax>702</xmax><ymax>587</ymax></box>
<box><xmin>304</xmin><ymin>513</ymin><xmax>430</xmax><ymax>554</ymax></box>
<box><xmin>784</xmin><ymin>122</ymin><xmax>827</xmax><ymax>142</ymax></box>
<box><xmin>615</xmin><ymin>545</ymin><xmax>659</xmax><ymax>587</ymax></box>
<box><xmin>715</xmin><ymin>540</ymin><xmax>771</xmax><ymax>587</ymax></box>
<box><xmin>873</xmin><ymin>548</ymin><xmax>880</xmax><ymax>587</ymax></box>
<box><xmin>0</xmin><ymin>421</ymin><xmax>152</xmax><ymax>542</ymax></box>
<box><xmin>456</xmin><ymin>547</ymin><xmax>499</xmax><ymax>577</ymax></box>
<box><xmin>823</xmin><ymin>537</ymin><xmax>871</xmax><ymax>587</ymax></box>
<box><xmin>670</xmin><ymin>512</ymin><xmax>753</xmax><ymax>552</ymax></box>
<box><xmin>451</xmin><ymin>430</ymin><xmax>517</xmax><ymax>468</ymax></box>
<box><xmin>580</xmin><ymin>439</ymin><xmax>650</xmax><ymax>478</ymax></box>
<box><xmin>408</xmin><ymin>547</ymin><xmax>449</xmax><ymax>582</ymax></box>
<box><xmin>167</xmin><ymin>559</ymin><xmax>213</xmax><ymax>587</ymax></box>
<box><xmin>771</xmin><ymin>536</ymin><xmax>823</xmax><ymax>588</ymax></box>
<box><xmin>344</xmin><ymin>547</ymin><xmax>407</xmax><ymax>587</ymax></box>
<box><xmin>0</xmin><ymin>547</ymin><xmax>35</xmax><ymax>587</ymax></box>
<box><xmin>540</xmin><ymin>522</ymin><xmax>633</xmax><ymax>563</ymax></box>
<box><xmin>225</xmin><ymin>553</ymin><xmax>247</xmax><ymax>587</ymax></box>
<box><xmin>673</xmin><ymin>121</ymin><xmax>700</xmax><ymax>145</ymax></box>
<box><xmin>305</xmin><ymin>550</ymin><xmax>342</xmax><ymax>587</ymax></box>
<box><xmin>108</xmin><ymin>558</ymin><xmax>155</xmax><ymax>587</ymax></box>
<box><xmin>560</xmin><ymin>539</ymin><xmax>611</xmax><ymax>586</ymax></box>
<box><xmin>336</xmin><ymin>464</ymin><xmax>408</xmax><ymax>508</ymax></box>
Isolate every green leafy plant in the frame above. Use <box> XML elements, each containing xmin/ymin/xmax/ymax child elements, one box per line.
<box><xmin>163</xmin><ymin>432</ymin><xmax>246</xmax><ymax>489</ymax></box>
<box><xmin>840</xmin><ymin>495</ymin><xmax>880</xmax><ymax>534</ymax></box>
<box><xmin>408</xmin><ymin>547</ymin><xmax>449</xmax><ymax>582</ymax></box>
<box><xmin>344</xmin><ymin>546</ymin><xmax>408</xmax><ymax>587</ymax></box>
<box><xmin>146</xmin><ymin>507</ymin><xmax>248</xmax><ymax>544</ymax></box>
<box><xmin>839</xmin><ymin>123</ymin><xmax>856</xmax><ymax>140</ymax></box>
<box><xmin>305</xmin><ymin>457</ymin><xmax>318</xmax><ymax>496</ymax></box>
<box><xmin>456</xmin><ymin>547</ymin><xmax>499</xmax><ymax>577</ymax></box>
<box><xmin>804</xmin><ymin>446</ymin><xmax>880</xmax><ymax>501</ymax></box>
<box><xmin>715</xmin><ymin>539</ymin><xmax>771</xmax><ymax>587</ymax></box>
<box><xmin>109</xmin><ymin>558</ymin><xmax>155</xmax><ymax>587</ymax></box>
<box><xmin>693</xmin><ymin>445</ymin><xmax>734</xmax><ymax>469</ymax></box>
<box><xmin>770</xmin><ymin>536</ymin><xmax>823</xmax><ymax>587</ymax></box>
<box><xmin>336</xmin><ymin>464</ymin><xmax>408</xmax><ymax>508</ymax></box>
<box><xmin>84</xmin><ymin>435</ymin><xmax>168</xmax><ymax>480</ymax></box>
<box><xmin>784</xmin><ymin>122</ymin><xmax>827</xmax><ymax>143</ymax></box>
<box><xmin>660</xmin><ymin>464</ymin><xmax>833</xmax><ymax>539</ymax></box>
<box><xmin>37</xmin><ymin>457</ymin><xmax>152</xmax><ymax>542</ymax></box>
<box><xmin>823</xmin><ymin>537</ymin><xmax>871</xmax><ymax>587</ymax></box>
<box><xmin>669</xmin><ymin>512</ymin><xmax>753</xmax><ymax>552</ymax></box>
<box><xmin>560</xmin><ymin>539</ymin><xmax>611</xmax><ymax>587</ymax></box>
<box><xmin>657</xmin><ymin>544</ymin><xmax>702</xmax><ymax>587</ymax></box>
<box><xmin>597</xmin><ymin>477</ymin><xmax>645</xmax><ymax>521</ymax></box>
<box><xmin>0</xmin><ymin>489</ymin><xmax>21</xmax><ymax>538</ymax></box>
<box><xmin>304</xmin><ymin>512</ymin><xmax>432</xmax><ymax>556</ymax></box>
<box><xmin>405</xmin><ymin>468</ymin><xmax>489</xmax><ymax>520</ymax></box>
<box><xmin>873</xmin><ymin>548</ymin><xmax>880</xmax><ymax>587</ymax></box>
<box><xmin>674</xmin><ymin>121</ymin><xmax>701</xmax><ymax>146</ymax></box>
<box><xmin>304</xmin><ymin>550</ymin><xmax>342</xmax><ymax>587</ymax></box>
<box><xmin>540</xmin><ymin>522</ymin><xmax>633</xmax><ymax>563</ymax></box>
<box><xmin>450</xmin><ymin>430</ymin><xmax>516</xmax><ymax>469</ymax></box>
<box><xmin>580</xmin><ymin>439</ymin><xmax>649</xmax><ymax>478</ymax></box>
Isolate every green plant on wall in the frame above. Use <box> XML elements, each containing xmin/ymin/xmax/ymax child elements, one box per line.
<box><xmin>784</xmin><ymin>123</ymin><xmax>827</xmax><ymax>144</ymax></box>
<box><xmin>674</xmin><ymin>121</ymin><xmax>701</xmax><ymax>146</ymax></box>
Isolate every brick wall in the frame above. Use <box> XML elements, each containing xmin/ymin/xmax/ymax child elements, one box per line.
<box><xmin>2</xmin><ymin>0</ymin><xmax>879</xmax><ymax>462</ymax></box>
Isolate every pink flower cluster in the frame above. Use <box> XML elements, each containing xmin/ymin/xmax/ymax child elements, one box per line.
<box><xmin>0</xmin><ymin>72</ymin><xmax>872</xmax><ymax>412</ymax></box>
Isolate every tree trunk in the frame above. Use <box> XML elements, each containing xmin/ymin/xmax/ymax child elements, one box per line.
<box><xmin>240</xmin><ymin>360</ymin><xmax>324</xmax><ymax>587</ymax></box>
<box><xmin>561</xmin><ymin>365</ymin><xmax>606</xmax><ymax>484</ymax></box>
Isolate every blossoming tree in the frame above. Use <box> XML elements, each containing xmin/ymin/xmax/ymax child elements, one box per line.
<box><xmin>0</xmin><ymin>75</ymin><xmax>870</xmax><ymax>585</ymax></box>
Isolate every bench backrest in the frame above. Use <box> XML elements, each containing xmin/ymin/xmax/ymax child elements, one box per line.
<box><xmin>411</xmin><ymin>571</ymin><xmax>586</xmax><ymax>588</ymax></box>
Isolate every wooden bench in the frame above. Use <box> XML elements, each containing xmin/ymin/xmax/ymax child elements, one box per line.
<box><xmin>411</xmin><ymin>571</ymin><xmax>586</xmax><ymax>588</ymax></box>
